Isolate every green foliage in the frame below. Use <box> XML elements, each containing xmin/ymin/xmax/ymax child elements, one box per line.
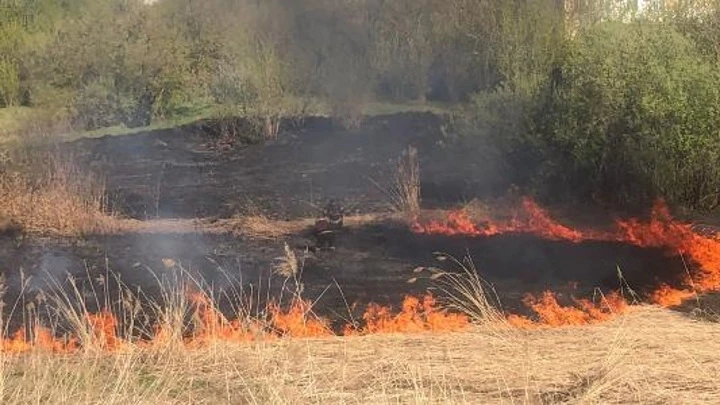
<box><xmin>3</xmin><ymin>0</ymin><xmax>720</xmax><ymax>213</ymax></box>
<box><xmin>536</xmin><ymin>23</ymin><xmax>720</xmax><ymax>210</ymax></box>
<box><xmin>0</xmin><ymin>59</ymin><xmax>20</xmax><ymax>107</ymax></box>
<box><xmin>460</xmin><ymin>87</ymin><xmax>539</xmax><ymax>187</ymax></box>
<box><xmin>491</xmin><ymin>0</ymin><xmax>565</xmax><ymax>94</ymax></box>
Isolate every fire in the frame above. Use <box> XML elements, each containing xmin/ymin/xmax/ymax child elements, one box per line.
<box><xmin>649</xmin><ymin>284</ymin><xmax>695</xmax><ymax>307</ymax></box>
<box><xmin>268</xmin><ymin>300</ymin><xmax>332</xmax><ymax>338</ymax></box>
<box><xmin>412</xmin><ymin>197</ymin><xmax>583</xmax><ymax>242</ymax></box>
<box><xmin>345</xmin><ymin>295</ymin><xmax>470</xmax><ymax>335</ymax></box>
<box><xmin>185</xmin><ymin>290</ymin><xmax>264</xmax><ymax>346</ymax></box>
<box><xmin>3</xmin><ymin>198</ymin><xmax>719</xmax><ymax>351</ymax></box>
<box><xmin>1</xmin><ymin>326</ymin><xmax>77</xmax><ymax>354</ymax></box>
<box><xmin>413</xmin><ymin>197</ymin><xmax>720</xmax><ymax>315</ymax></box>
<box><xmin>85</xmin><ymin>310</ymin><xmax>123</xmax><ymax>351</ymax></box>
<box><xmin>0</xmin><ymin>293</ymin><xmax>470</xmax><ymax>353</ymax></box>
<box><xmin>613</xmin><ymin>200</ymin><xmax>720</xmax><ymax>294</ymax></box>
<box><xmin>412</xmin><ymin>210</ymin><xmax>494</xmax><ymax>237</ymax></box>
<box><xmin>508</xmin><ymin>291</ymin><xmax>628</xmax><ymax>328</ymax></box>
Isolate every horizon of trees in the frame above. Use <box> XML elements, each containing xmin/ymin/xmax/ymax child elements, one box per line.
<box><xmin>2</xmin><ymin>0</ymin><xmax>720</xmax><ymax>211</ymax></box>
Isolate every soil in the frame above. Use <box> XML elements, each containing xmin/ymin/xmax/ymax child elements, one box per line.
<box><xmin>0</xmin><ymin>112</ymin><xmax>697</xmax><ymax>334</ymax></box>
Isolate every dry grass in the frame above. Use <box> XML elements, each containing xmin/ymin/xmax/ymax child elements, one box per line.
<box><xmin>331</xmin><ymin>98</ymin><xmax>366</xmax><ymax>130</ymax></box>
<box><xmin>414</xmin><ymin>253</ymin><xmax>509</xmax><ymax>329</ymax></box>
<box><xmin>231</xmin><ymin>213</ymin><xmax>298</xmax><ymax>240</ymax></box>
<box><xmin>0</xmin><ymin>307</ymin><xmax>718</xmax><ymax>404</ymax></box>
<box><xmin>216</xmin><ymin>211</ymin><xmax>393</xmax><ymax>240</ymax></box>
<box><xmin>273</xmin><ymin>242</ymin><xmax>300</xmax><ymax>278</ymax></box>
<box><xmin>371</xmin><ymin>146</ymin><xmax>421</xmax><ymax>215</ymax></box>
<box><xmin>0</xmin><ymin>151</ymin><xmax>128</xmax><ymax>236</ymax></box>
<box><xmin>0</xmin><ymin>262</ymin><xmax>718</xmax><ymax>404</ymax></box>
<box><xmin>393</xmin><ymin>146</ymin><xmax>421</xmax><ymax>214</ymax></box>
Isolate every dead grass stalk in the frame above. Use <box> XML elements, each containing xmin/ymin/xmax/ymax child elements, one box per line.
<box><xmin>0</xmin><ymin>151</ymin><xmax>125</xmax><ymax>236</ymax></box>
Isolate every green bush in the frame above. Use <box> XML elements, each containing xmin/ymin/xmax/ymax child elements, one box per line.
<box><xmin>460</xmin><ymin>87</ymin><xmax>540</xmax><ymax>188</ymax></box>
<box><xmin>535</xmin><ymin>23</ymin><xmax>720</xmax><ymax>210</ymax></box>
<box><xmin>0</xmin><ymin>59</ymin><xmax>20</xmax><ymax>107</ymax></box>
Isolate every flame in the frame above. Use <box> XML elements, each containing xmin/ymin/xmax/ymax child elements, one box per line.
<box><xmin>1</xmin><ymin>329</ymin><xmax>32</xmax><ymax>353</ymax></box>
<box><xmin>649</xmin><ymin>284</ymin><xmax>695</xmax><ymax>307</ymax></box>
<box><xmin>508</xmin><ymin>291</ymin><xmax>628</xmax><ymax>328</ymax></box>
<box><xmin>268</xmin><ymin>301</ymin><xmax>332</xmax><ymax>338</ymax></box>
<box><xmin>412</xmin><ymin>210</ymin><xmax>493</xmax><ymax>237</ymax></box>
<box><xmin>413</xmin><ymin>197</ymin><xmax>720</xmax><ymax>313</ymax></box>
<box><xmin>3</xmin><ymin>198</ymin><xmax>719</xmax><ymax>351</ymax></box>
<box><xmin>1</xmin><ymin>326</ymin><xmax>77</xmax><ymax>354</ymax></box>
<box><xmin>185</xmin><ymin>290</ymin><xmax>262</xmax><ymax>346</ymax></box>
<box><xmin>412</xmin><ymin>197</ymin><xmax>583</xmax><ymax>242</ymax></box>
<box><xmin>85</xmin><ymin>310</ymin><xmax>123</xmax><ymax>351</ymax></box>
<box><xmin>345</xmin><ymin>295</ymin><xmax>469</xmax><ymax>335</ymax></box>
<box><xmin>614</xmin><ymin>200</ymin><xmax>720</xmax><ymax>293</ymax></box>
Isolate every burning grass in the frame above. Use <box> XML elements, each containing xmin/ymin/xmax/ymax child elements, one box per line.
<box><xmin>0</xmin><ymin>266</ymin><xmax>471</xmax><ymax>355</ymax></box>
<box><xmin>413</xmin><ymin>197</ymin><xmax>720</xmax><ymax>318</ymax></box>
<box><xmin>0</xmin><ymin>306</ymin><xmax>717</xmax><ymax>404</ymax></box>
<box><xmin>0</xmin><ymin>197</ymin><xmax>718</xmax><ymax>401</ymax></box>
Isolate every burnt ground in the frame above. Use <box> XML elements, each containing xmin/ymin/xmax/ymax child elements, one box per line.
<box><xmin>0</xmin><ymin>112</ymin><xmax>703</xmax><ymax>335</ymax></box>
<box><xmin>66</xmin><ymin>113</ymin><xmax>507</xmax><ymax>219</ymax></box>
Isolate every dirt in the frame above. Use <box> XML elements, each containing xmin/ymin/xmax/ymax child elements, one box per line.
<box><xmin>0</xmin><ymin>112</ymin><xmax>697</xmax><ymax>334</ymax></box>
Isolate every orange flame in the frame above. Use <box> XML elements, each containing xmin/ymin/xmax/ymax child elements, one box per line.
<box><xmin>508</xmin><ymin>291</ymin><xmax>628</xmax><ymax>328</ymax></box>
<box><xmin>269</xmin><ymin>301</ymin><xmax>332</xmax><ymax>338</ymax></box>
<box><xmin>85</xmin><ymin>310</ymin><xmax>123</xmax><ymax>351</ymax></box>
<box><xmin>4</xmin><ymin>198</ymin><xmax>719</xmax><ymax>351</ymax></box>
<box><xmin>1</xmin><ymin>326</ymin><xmax>77</xmax><ymax>354</ymax></box>
<box><xmin>614</xmin><ymin>200</ymin><xmax>720</xmax><ymax>293</ymax></box>
<box><xmin>648</xmin><ymin>284</ymin><xmax>695</xmax><ymax>307</ymax></box>
<box><xmin>185</xmin><ymin>289</ymin><xmax>262</xmax><ymax>346</ymax></box>
<box><xmin>345</xmin><ymin>295</ymin><xmax>470</xmax><ymax>335</ymax></box>
<box><xmin>412</xmin><ymin>197</ymin><xmax>583</xmax><ymax>242</ymax></box>
<box><xmin>413</xmin><ymin>197</ymin><xmax>720</xmax><ymax>313</ymax></box>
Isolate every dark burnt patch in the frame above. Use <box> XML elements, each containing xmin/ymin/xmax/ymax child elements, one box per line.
<box><xmin>0</xmin><ymin>217</ymin><xmax>691</xmax><ymax>337</ymax></box>
<box><xmin>62</xmin><ymin>112</ymin><xmax>503</xmax><ymax>220</ymax></box>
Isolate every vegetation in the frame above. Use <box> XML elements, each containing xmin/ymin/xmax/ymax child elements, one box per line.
<box><xmin>0</xmin><ymin>150</ymin><xmax>125</xmax><ymax>236</ymax></box>
<box><xmin>1</xmin><ymin>282</ymin><xmax>718</xmax><ymax>404</ymax></box>
<box><xmin>2</xmin><ymin>1</ymin><xmax>720</xmax><ymax>210</ymax></box>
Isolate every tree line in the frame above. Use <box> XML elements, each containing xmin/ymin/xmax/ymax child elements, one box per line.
<box><xmin>3</xmin><ymin>0</ymin><xmax>720</xmax><ymax>211</ymax></box>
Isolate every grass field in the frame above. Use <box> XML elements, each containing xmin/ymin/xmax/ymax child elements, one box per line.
<box><xmin>0</xmin><ymin>306</ymin><xmax>717</xmax><ymax>404</ymax></box>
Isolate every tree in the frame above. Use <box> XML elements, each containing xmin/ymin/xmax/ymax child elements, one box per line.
<box><xmin>537</xmin><ymin>23</ymin><xmax>720</xmax><ymax>209</ymax></box>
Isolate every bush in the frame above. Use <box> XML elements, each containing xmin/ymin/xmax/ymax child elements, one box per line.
<box><xmin>462</xmin><ymin>87</ymin><xmax>540</xmax><ymax>187</ymax></box>
<box><xmin>535</xmin><ymin>23</ymin><xmax>720</xmax><ymax>210</ymax></box>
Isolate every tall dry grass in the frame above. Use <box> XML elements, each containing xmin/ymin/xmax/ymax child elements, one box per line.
<box><xmin>0</xmin><ymin>280</ymin><xmax>718</xmax><ymax>404</ymax></box>
<box><xmin>0</xmin><ymin>151</ymin><xmax>124</xmax><ymax>236</ymax></box>
<box><xmin>371</xmin><ymin>145</ymin><xmax>421</xmax><ymax>215</ymax></box>
<box><xmin>416</xmin><ymin>253</ymin><xmax>508</xmax><ymax>327</ymax></box>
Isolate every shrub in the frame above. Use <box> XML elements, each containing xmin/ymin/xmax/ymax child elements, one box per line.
<box><xmin>535</xmin><ymin>23</ymin><xmax>720</xmax><ymax>210</ymax></box>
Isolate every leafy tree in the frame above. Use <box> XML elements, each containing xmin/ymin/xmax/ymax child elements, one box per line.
<box><xmin>537</xmin><ymin>23</ymin><xmax>720</xmax><ymax>209</ymax></box>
